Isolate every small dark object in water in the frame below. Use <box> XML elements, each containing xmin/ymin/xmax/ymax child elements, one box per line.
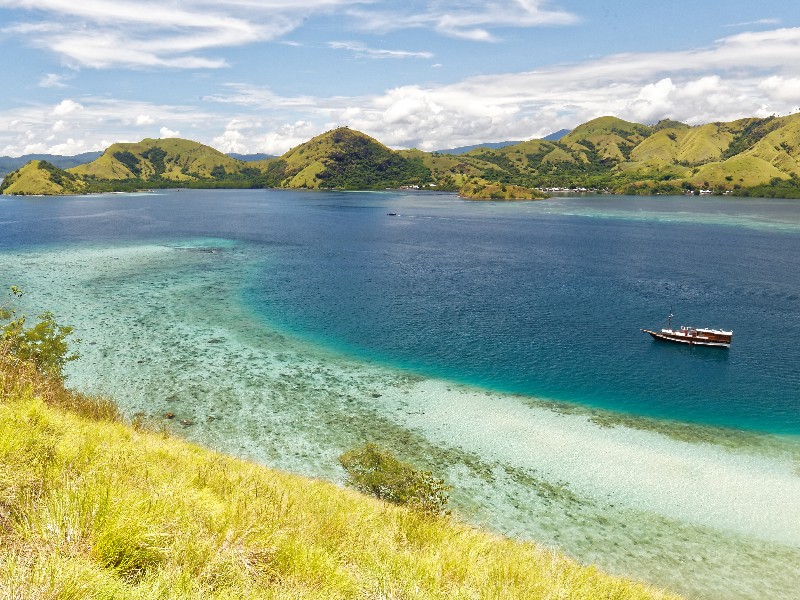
<box><xmin>387</xmin><ymin>213</ymin><xmax>398</xmax><ymax>216</ymax></box>
<box><xmin>164</xmin><ymin>412</ymin><xmax>175</xmax><ymax>419</ymax></box>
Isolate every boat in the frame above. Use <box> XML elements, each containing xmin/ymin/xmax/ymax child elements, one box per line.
<box><xmin>641</xmin><ymin>310</ymin><xmax>732</xmax><ymax>348</ymax></box>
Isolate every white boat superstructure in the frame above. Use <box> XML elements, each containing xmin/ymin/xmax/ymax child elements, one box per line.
<box><xmin>641</xmin><ymin>311</ymin><xmax>732</xmax><ymax>348</ymax></box>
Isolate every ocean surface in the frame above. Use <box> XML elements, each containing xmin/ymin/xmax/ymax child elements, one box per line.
<box><xmin>3</xmin><ymin>189</ymin><xmax>799</xmax><ymax>432</ymax></box>
<box><xmin>2</xmin><ymin>189</ymin><xmax>799</xmax><ymax>599</ymax></box>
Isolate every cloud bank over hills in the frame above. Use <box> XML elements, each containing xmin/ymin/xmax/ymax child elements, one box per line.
<box><xmin>1</xmin><ymin>1</ymin><xmax>798</xmax><ymax>156</ymax></box>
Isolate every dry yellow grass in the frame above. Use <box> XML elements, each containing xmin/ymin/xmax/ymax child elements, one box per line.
<box><xmin>0</xmin><ymin>161</ymin><xmax>87</xmax><ymax>195</ymax></box>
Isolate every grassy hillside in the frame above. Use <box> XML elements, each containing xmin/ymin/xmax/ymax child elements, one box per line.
<box><xmin>0</xmin><ymin>160</ymin><xmax>87</xmax><ymax>195</ymax></box>
<box><xmin>0</xmin><ymin>352</ymin><xmax>678</xmax><ymax>599</ymax></box>
<box><xmin>448</xmin><ymin>114</ymin><xmax>800</xmax><ymax>194</ymax></box>
<box><xmin>255</xmin><ymin>127</ymin><xmax>430</xmax><ymax>190</ymax></box>
<box><xmin>70</xmin><ymin>138</ymin><xmax>249</xmax><ymax>182</ymax></box>
<box><xmin>4</xmin><ymin>113</ymin><xmax>800</xmax><ymax>197</ymax></box>
<box><xmin>560</xmin><ymin>116</ymin><xmax>652</xmax><ymax>161</ymax></box>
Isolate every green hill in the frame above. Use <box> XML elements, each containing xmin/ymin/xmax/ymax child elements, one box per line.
<box><xmin>0</xmin><ymin>351</ymin><xmax>678</xmax><ymax>599</ymax></box>
<box><xmin>0</xmin><ymin>160</ymin><xmax>87</xmax><ymax>195</ymax></box>
<box><xmin>560</xmin><ymin>116</ymin><xmax>652</xmax><ymax>161</ymax></box>
<box><xmin>0</xmin><ymin>152</ymin><xmax>102</xmax><ymax>177</ymax></box>
<box><xmin>4</xmin><ymin>114</ymin><xmax>800</xmax><ymax>197</ymax></box>
<box><xmin>70</xmin><ymin>138</ymin><xmax>248</xmax><ymax>182</ymax></box>
<box><xmin>254</xmin><ymin>127</ymin><xmax>430</xmax><ymax>190</ymax></box>
<box><xmin>462</xmin><ymin>113</ymin><xmax>800</xmax><ymax>194</ymax></box>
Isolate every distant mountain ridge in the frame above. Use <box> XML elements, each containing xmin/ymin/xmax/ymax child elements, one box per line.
<box><xmin>226</xmin><ymin>152</ymin><xmax>275</xmax><ymax>162</ymax></box>
<box><xmin>542</xmin><ymin>129</ymin><xmax>570</xmax><ymax>141</ymax></box>
<box><xmin>3</xmin><ymin>114</ymin><xmax>800</xmax><ymax>198</ymax></box>
<box><xmin>0</xmin><ymin>152</ymin><xmax>103</xmax><ymax>176</ymax></box>
<box><xmin>436</xmin><ymin>129</ymin><xmax>570</xmax><ymax>154</ymax></box>
<box><xmin>436</xmin><ymin>141</ymin><xmax>523</xmax><ymax>155</ymax></box>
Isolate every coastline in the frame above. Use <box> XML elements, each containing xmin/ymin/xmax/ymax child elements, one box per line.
<box><xmin>3</xmin><ymin>239</ymin><xmax>798</xmax><ymax>599</ymax></box>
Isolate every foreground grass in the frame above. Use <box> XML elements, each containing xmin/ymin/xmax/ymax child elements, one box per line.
<box><xmin>0</xmin><ymin>356</ymin><xmax>679</xmax><ymax>599</ymax></box>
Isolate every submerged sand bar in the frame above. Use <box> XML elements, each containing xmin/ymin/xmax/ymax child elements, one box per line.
<box><xmin>392</xmin><ymin>378</ymin><xmax>799</xmax><ymax>546</ymax></box>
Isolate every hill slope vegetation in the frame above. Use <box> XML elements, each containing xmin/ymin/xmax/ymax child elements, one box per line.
<box><xmin>0</xmin><ymin>349</ymin><xmax>679</xmax><ymax>598</ymax></box>
<box><xmin>4</xmin><ymin>113</ymin><xmax>800</xmax><ymax>197</ymax></box>
<box><xmin>253</xmin><ymin>128</ymin><xmax>431</xmax><ymax>190</ymax></box>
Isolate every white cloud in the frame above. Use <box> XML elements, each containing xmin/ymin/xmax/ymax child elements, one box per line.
<box><xmin>202</xmin><ymin>26</ymin><xmax>800</xmax><ymax>152</ymax></box>
<box><xmin>2</xmin><ymin>23</ymin><xmax>800</xmax><ymax>156</ymax></box>
<box><xmin>759</xmin><ymin>76</ymin><xmax>800</xmax><ymax>103</ymax></box>
<box><xmin>328</xmin><ymin>41</ymin><xmax>434</xmax><ymax>60</ymax></box>
<box><xmin>159</xmin><ymin>126</ymin><xmax>181</xmax><ymax>138</ymax></box>
<box><xmin>723</xmin><ymin>18</ymin><xmax>781</xmax><ymax>28</ymax></box>
<box><xmin>257</xmin><ymin>121</ymin><xmax>322</xmax><ymax>155</ymax></box>
<box><xmin>52</xmin><ymin>99</ymin><xmax>83</xmax><ymax>115</ymax></box>
<box><xmin>212</xmin><ymin>118</ymin><xmax>264</xmax><ymax>152</ymax></box>
<box><xmin>212</xmin><ymin>129</ymin><xmax>247</xmax><ymax>153</ymax></box>
<box><xmin>0</xmin><ymin>97</ymin><xmax>211</xmax><ymax>156</ymax></box>
<box><xmin>46</xmin><ymin>138</ymin><xmax>89</xmax><ymax>155</ymax></box>
<box><xmin>348</xmin><ymin>0</ymin><xmax>579</xmax><ymax>41</ymax></box>
<box><xmin>0</xmin><ymin>0</ymin><xmax>368</xmax><ymax>69</ymax></box>
<box><xmin>1</xmin><ymin>0</ymin><xmax>579</xmax><ymax>70</ymax></box>
<box><xmin>39</xmin><ymin>72</ymin><xmax>70</xmax><ymax>88</ymax></box>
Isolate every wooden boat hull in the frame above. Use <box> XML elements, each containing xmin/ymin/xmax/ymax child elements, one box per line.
<box><xmin>641</xmin><ymin>328</ymin><xmax>731</xmax><ymax>348</ymax></box>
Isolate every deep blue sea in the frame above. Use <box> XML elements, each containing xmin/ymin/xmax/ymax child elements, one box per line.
<box><xmin>2</xmin><ymin>189</ymin><xmax>799</xmax><ymax>434</ymax></box>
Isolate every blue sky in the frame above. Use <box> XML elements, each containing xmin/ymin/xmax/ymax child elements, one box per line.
<box><xmin>1</xmin><ymin>0</ymin><xmax>799</xmax><ymax>156</ymax></box>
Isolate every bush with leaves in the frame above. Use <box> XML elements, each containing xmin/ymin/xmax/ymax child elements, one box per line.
<box><xmin>1</xmin><ymin>286</ymin><xmax>78</xmax><ymax>379</ymax></box>
<box><xmin>338</xmin><ymin>443</ymin><xmax>450</xmax><ymax>516</ymax></box>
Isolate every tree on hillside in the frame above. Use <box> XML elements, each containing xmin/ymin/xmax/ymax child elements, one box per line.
<box><xmin>1</xmin><ymin>286</ymin><xmax>78</xmax><ymax>379</ymax></box>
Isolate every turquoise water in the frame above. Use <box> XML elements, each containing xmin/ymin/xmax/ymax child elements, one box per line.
<box><xmin>6</xmin><ymin>190</ymin><xmax>798</xmax><ymax>431</ymax></box>
<box><xmin>1</xmin><ymin>189</ymin><xmax>799</xmax><ymax>599</ymax></box>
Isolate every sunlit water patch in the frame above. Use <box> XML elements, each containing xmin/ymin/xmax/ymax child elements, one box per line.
<box><xmin>539</xmin><ymin>193</ymin><xmax>800</xmax><ymax>232</ymax></box>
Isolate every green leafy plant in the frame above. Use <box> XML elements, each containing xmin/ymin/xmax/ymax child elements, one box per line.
<box><xmin>338</xmin><ymin>443</ymin><xmax>450</xmax><ymax>516</ymax></box>
<box><xmin>1</xmin><ymin>286</ymin><xmax>78</xmax><ymax>378</ymax></box>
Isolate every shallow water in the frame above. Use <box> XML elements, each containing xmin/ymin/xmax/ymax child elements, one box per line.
<box><xmin>1</xmin><ymin>190</ymin><xmax>799</xmax><ymax>599</ymax></box>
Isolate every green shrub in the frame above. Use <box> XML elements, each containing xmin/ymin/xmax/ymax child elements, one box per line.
<box><xmin>1</xmin><ymin>286</ymin><xmax>78</xmax><ymax>379</ymax></box>
<box><xmin>338</xmin><ymin>443</ymin><xmax>450</xmax><ymax>516</ymax></box>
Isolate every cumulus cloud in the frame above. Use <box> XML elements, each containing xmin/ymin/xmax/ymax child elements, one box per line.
<box><xmin>159</xmin><ymin>126</ymin><xmax>181</xmax><ymax>138</ymax></box>
<box><xmin>202</xmin><ymin>26</ymin><xmax>800</xmax><ymax>152</ymax></box>
<box><xmin>2</xmin><ymin>21</ymin><xmax>800</xmax><ymax>156</ymax></box>
<box><xmin>212</xmin><ymin>119</ymin><xmax>264</xmax><ymax>153</ymax></box>
<box><xmin>52</xmin><ymin>99</ymin><xmax>83</xmax><ymax>115</ymax></box>
<box><xmin>46</xmin><ymin>138</ymin><xmax>90</xmax><ymax>155</ymax></box>
<box><xmin>759</xmin><ymin>76</ymin><xmax>800</xmax><ymax>103</ymax></box>
<box><xmin>0</xmin><ymin>97</ymin><xmax>211</xmax><ymax>156</ymax></box>
<box><xmin>257</xmin><ymin>121</ymin><xmax>323</xmax><ymax>155</ymax></box>
<box><xmin>212</xmin><ymin>129</ymin><xmax>247</xmax><ymax>154</ymax></box>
